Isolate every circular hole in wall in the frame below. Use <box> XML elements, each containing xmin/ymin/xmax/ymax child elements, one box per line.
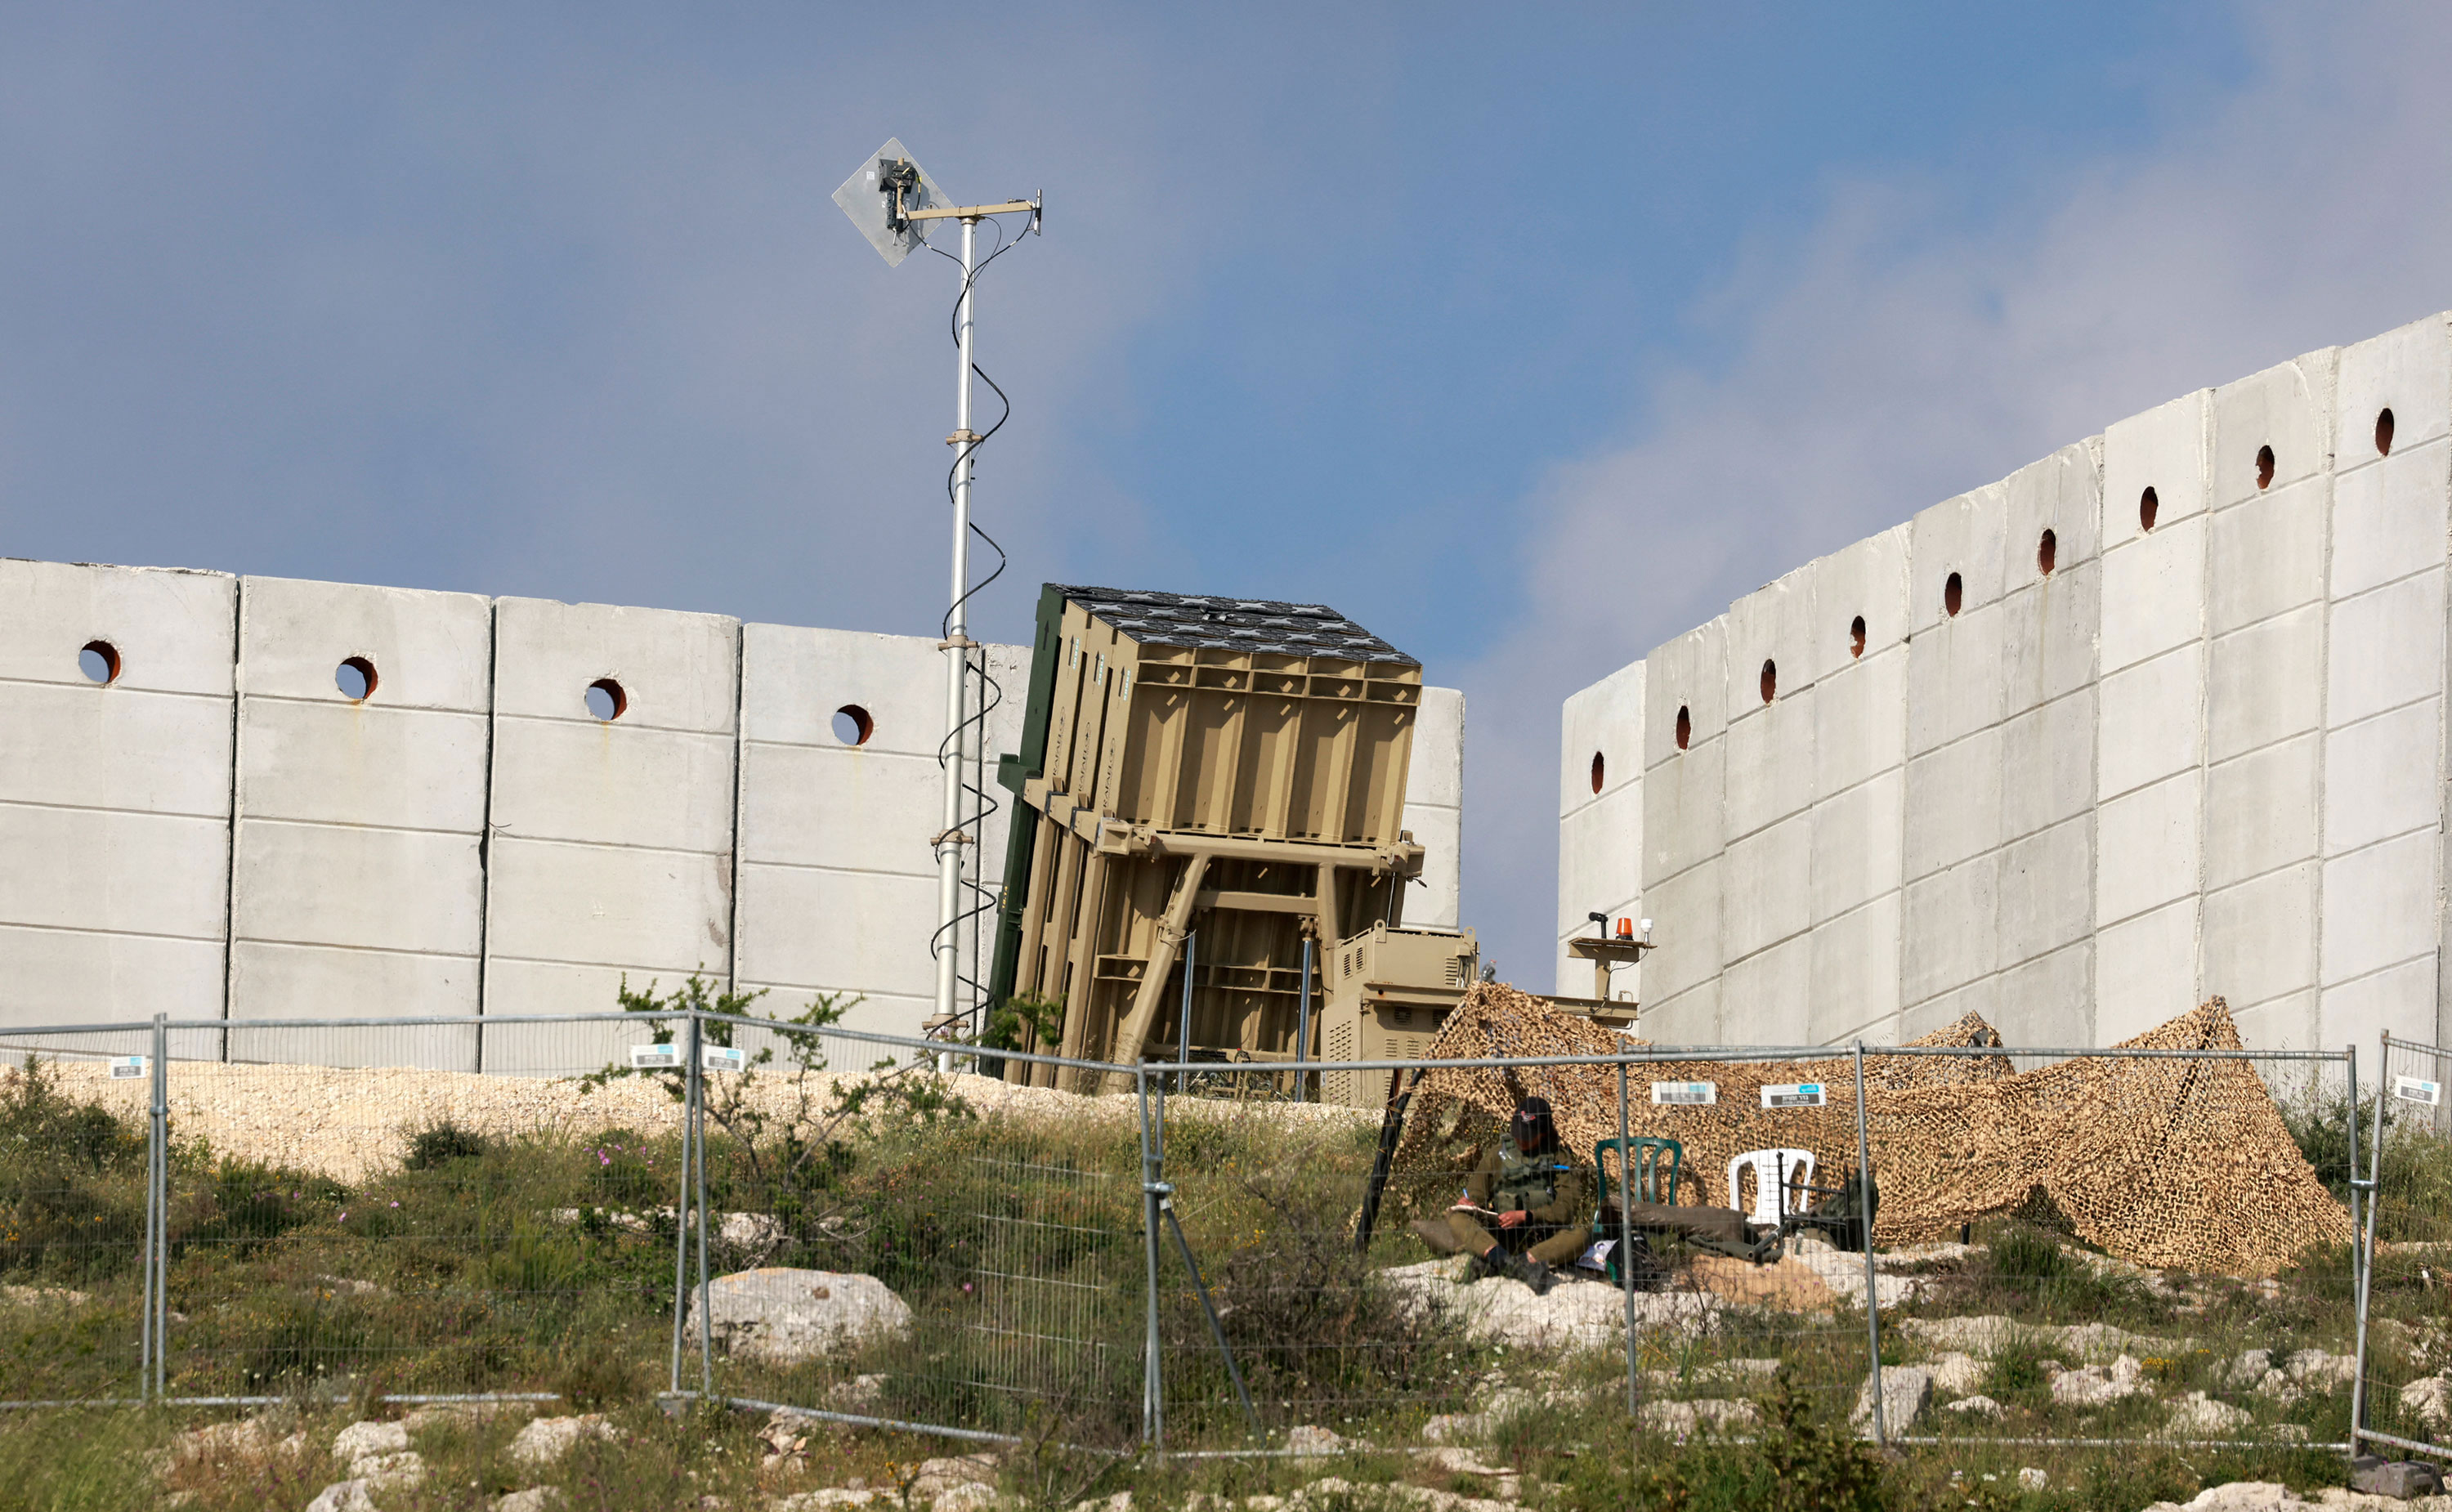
<box><xmin>2256</xmin><ymin>445</ymin><xmax>2275</xmax><ymax>490</ymax></box>
<box><xmin>78</xmin><ymin>641</ymin><xmax>120</xmax><ymax>686</ymax></box>
<box><xmin>1849</xmin><ymin>615</ymin><xmax>1867</xmax><ymax>659</ymax></box>
<box><xmin>584</xmin><ymin>678</ymin><xmax>628</xmax><ymax>722</ymax></box>
<box><xmin>834</xmin><ymin>705</ymin><xmax>876</xmax><ymax>747</ymax></box>
<box><xmin>2378</xmin><ymin>409</ymin><xmax>2396</xmax><ymax>456</ymax></box>
<box><xmin>1943</xmin><ymin>572</ymin><xmax>1963</xmax><ymax>618</ymax></box>
<box><xmin>1759</xmin><ymin>660</ymin><xmax>1777</xmax><ymax>704</ymax></box>
<box><xmin>1588</xmin><ymin>751</ymin><xmax>1605</xmax><ymax>794</ymax></box>
<box><xmin>334</xmin><ymin>656</ymin><xmax>378</xmax><ymax>701</ymax></box>
<box><xmin>1674</xmin><ymin>705</ymin><xmax>1691</xmax><ymax>751</ymax></box>
<box><xmin>2038</xmin><ymin>528</ymin><xmax>2057</xmax><ymax>576</ymax></box>
<box><xmin>2140</xmin><ymin>486</ymin><xmax>2159</xmax><ymax>532</ymax></box>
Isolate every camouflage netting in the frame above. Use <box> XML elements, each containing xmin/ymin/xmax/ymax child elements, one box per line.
<box><xmin>1385</xmin><ymin>984</ymin><xmax>2351</xmax><ymax>1277</ymax></box>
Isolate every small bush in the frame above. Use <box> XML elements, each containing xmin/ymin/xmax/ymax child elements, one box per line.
<box><xmin>404</xmin><ymin>1120</ymin><xmax>494</xmax><ymax>1170</ymax></box>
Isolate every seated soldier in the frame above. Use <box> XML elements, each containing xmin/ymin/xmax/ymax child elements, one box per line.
<box><xmin>1412</xmin><ymin>1096</ymin><xmax>1591</xmax><ymax>1294</ymax></box>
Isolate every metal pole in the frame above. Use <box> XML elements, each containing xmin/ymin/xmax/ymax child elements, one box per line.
<box><xmin>1295</xmin><ymin>937</ymin><xmax>1313</xmax><ymax>1104</ymax></box>
<box><xmin>1176</xmin><ymin>931</ymin><xmax>1197</xmax><ymax>1093</ymax></box>
<box><xmin>1855</xmin><ymin>1041</ymin><xmax>1884</xmax><ymax>1447</ymax></box>
<box><xmin>146</xmin><ymin>1014</ymin><xmax>168</xmax><ymax>1401</ymax></box>
<box><xmin>691</xmin><ymin>1014</ymin><xmax>714</xmax><ymax>1398</ymax></box>
<box><xmin>933</xmin><ymin>212</ymin><xmax>980</xmax><ymax>1064</ymax></box>
<box><xmin>1618</xmin><ymin>1058</ymin><xmax>1635</xmax><ymax>1420</ymax></box>
<box><xmin>1160</xmin><ymin>1197</ymin><xmax>1260</xmax><ymax>1437</ymax></box>
<box><xmin>1137</xmin><ymin>1067</ymin><xmax>1165</xmax><ymax>1461</ymax></box>
<box><xmin>668</xmin><ymin>1027</ymin><xmax>695</xmax><ymax>1398</ymax></box>
<box><xmin>2352</xmin><ymin>1036</ymin><xmax>2384</xmax><ymax>1453</ymax></box>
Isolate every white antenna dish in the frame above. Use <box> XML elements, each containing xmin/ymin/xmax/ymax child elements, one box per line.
<box><xmin>832</xmin><ymin>136</ymin><xmax>949</xmax><ymax>267</ymax></box>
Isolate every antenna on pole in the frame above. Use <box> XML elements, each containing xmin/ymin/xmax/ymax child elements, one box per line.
<box><xmin>834</xmin><ymin>139</ymin><xmax>1042</xmax><ymax>1059</ymax></box>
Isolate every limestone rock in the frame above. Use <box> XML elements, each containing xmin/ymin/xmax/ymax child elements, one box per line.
<box><xmin>2348</xmin><ymin>1454</ymin><xmax>2447</xmax><ymax>1499</ymax></box>
<box><xmin>509</xmin><ymin>1415</ymin><xmax>620</xmax><ymax>1470</ymax></box>
<box><xmin>305</xmin><ymin>1482</ymin><xmax>378</xmax><ymax>1512</ymax></box>
<box><xmin>1283</xmin><ymin>1425</ymin><xmax>1350</xmax><ymax>1456</ymax></box>
<box><xmin>2018</xmin><ymin>1468</ymin><xmax>2047</xmax><ymax>1490</ymax></box>
<box><xmin>330</xmin><ymin>1420</ymin><xmax>409</xmax><ymax>1464</ymax></box>
<box><xmin>907</xmin><ymin>1455</ymin><xmax>998</xmax><ymax>1501</ymax></box>
<box><xmin>1900</xmin><ymin>1314</ymin><xmax>2189</xmax><ymax>1362</ymax></box>
<box><xmin>684</xmin><ymin>1269</ymin><xmax>914</xmax><ymax>1366</ymax></box>
<box><xmin>496</xmin><ymin>1491</ymin><xmax>567</xmax><ymax>1512</ymax></box>
<box><xmin>1638</xmin><ymin>1398</ymin><xmax>1758</xmax><ymax>1435</ymax></box>
<box><xmin>933</xmin><ymin>1485</ymin><xmax>1002</xmax><ymax>1512</ymax></box>
<box><xmin>2161</xmin><ymin>1392</ymin><xmax>2253</xmax><ymax>1438</ymax></box>
<box><xmin>1941</xmin><ymin>1393</ymin><xmax>2003</xmax><ymax>1418</ymax></box>
<box><xmin>2139</xmin><ymin>1483</ymin><xmax>2313</xmax><ymax>1510</ymax></box>
<box><xmin>772</xmin><ymin>1492</ymin><xmax>879</xmax><ymax>1510</ymax></box>
<box><xmin>2402</xmin><ymin>1374</ymin><xmax>2452</xmax><ymax>1432</ymax></box>
<box><xmin>2050</xmin><ymin>1353</ymin><xmax>2149</xmax><ymax>1407</ymax></box>
<box><xmin>1927</xmin><ymin>1351</ymin><xmax>1984</xmax><ymax>1396</ymax></box>
<box><xmin>2286</xmin><ymin>1348</ymin><xmax>2357</xmax><ymax>1390</ymax></box>
<box><xmin>1853</xmin><ymin>1366</ymin><xmax>1932</xmax><ymax>1435</ymax></box>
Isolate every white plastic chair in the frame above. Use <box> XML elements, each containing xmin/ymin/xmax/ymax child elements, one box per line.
<box><xmin>1726</xmin><ymin>1148</ymin><xmax>1815</xmax><ymax>1228</ymax></box>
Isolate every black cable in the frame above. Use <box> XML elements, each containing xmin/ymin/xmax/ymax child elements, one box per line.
<box><xmin>919</xmin><ymin>218</ymin><xmax>1031</xmax><ymax>1040</ymax></box>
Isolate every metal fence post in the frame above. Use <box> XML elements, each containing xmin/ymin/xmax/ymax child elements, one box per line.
<box><xmin>691</xmin><ymin>1013</ymin><xmax>714</xmax><ymax>1398</ymax></box>
<box><xmin>144</xmin><ymin>1013</ymin><xmax>168</xmax><ymax>1402</ymax></box>
<box><xmin>668</xmin><ymin>1021</ymin><xmax>696</xmax><ymax>1399</ymax></box>
<box><xmin>1618</xmin><ymin>1057</ymin><xmax>1636</xmax><ymax>1421</ymax></box>
<box><xmin>1854</xmin><ymin>1041</ymin><xmax>1884</xmax><ymax>1447</ymax></box>
<box><xmin>2352</xmin><ymin>1036</ymin><xmax>2386</xmax><ymax>1455</ymax></box>
<box><xmin>1137</xmin><ymin>1066</ymin><xmax>1165</xmax><ymax>1461</ymax></box>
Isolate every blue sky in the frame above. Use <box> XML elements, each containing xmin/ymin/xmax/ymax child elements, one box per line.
<box><xmin>5</xmin><ymin>3</ymin><xmax>2450</xmax><ymax>982</ymax></box>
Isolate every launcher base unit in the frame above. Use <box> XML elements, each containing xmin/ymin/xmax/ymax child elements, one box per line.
<box><xmin>988</xmin><ymin>584</ymin><xmax>1427</xmax><ymax>1093</ymax></box>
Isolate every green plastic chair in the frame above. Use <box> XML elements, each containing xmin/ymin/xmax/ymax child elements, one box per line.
<box><xmin>1592</xmin><ymin>1137</ymin><xmax>1682</xmax><ymax>1282</ymax></box>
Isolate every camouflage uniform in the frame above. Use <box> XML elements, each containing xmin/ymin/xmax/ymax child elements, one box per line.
<box><xmin>1441</xmin><ymin>1134</ymin><xmax>1593</xmax><ymax>1268</ymax></box>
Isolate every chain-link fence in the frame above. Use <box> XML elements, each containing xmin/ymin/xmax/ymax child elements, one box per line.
<box><xmin>2352</xmin><ymin>1032</ymin><xmax>2452</xmax><ymax>1461</ymax></box>
<box><xmin>0</xmin><ymin>1010</ymin><xmax>2392</xmax><ymax>1468</ymax></box>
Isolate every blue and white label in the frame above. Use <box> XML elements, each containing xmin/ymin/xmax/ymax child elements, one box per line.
<box><xmin>109</xmin><ymin>1056</ymin><xmax>147</xmax><ymax>1080</ymax></box>
<box><xmin>702</xmin><ymin>1045</ymin><xmax>746</xmax><ymax>1075</ymax></box>
<box><xmin>1651</xmin><ymin>1081</ymin><xmax>1717</xmax><ymax>1106</ymax></box>
<box><xmin>629</xmin><ymin>1043</ymin><xmax>682</xmax><ymax>1070</ymax></box>
<box><xmin>2395</xmin><ymin>1075</ymin><xmax>2443</xmax><ymax>1107</ymax></box>
<box><xmin>1761</xmin><ymin>1082</ymin><xmax>1826</xmax><ymax>1109</ymax></box>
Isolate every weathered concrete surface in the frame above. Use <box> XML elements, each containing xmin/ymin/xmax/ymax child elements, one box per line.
<box><xmin>1560</xmin><ymin>311</ymin><xmax>2452</xmax><ymax>1052</ymax></box>
<box><xmin>0</xmin><ymin>568</ymin><xmax>1468</xmax><ymax>1053</ymax></box>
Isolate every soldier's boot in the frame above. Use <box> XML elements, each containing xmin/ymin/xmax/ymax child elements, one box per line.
<box><xmin>1482</xmin><ymin>1246</ymin><xmax>1555</xmax><ymax>1295</ymax></box>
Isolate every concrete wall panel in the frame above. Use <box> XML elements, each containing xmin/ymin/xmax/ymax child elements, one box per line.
<box><xmin>1724</xmin><ymin>691</ymin><xmax>1814</xmax><ymax>840</ymax></box>
<box><xmin>1903</xmin><ymin>729</ymin><xmax>2003</xmax><ymax>880</ymax></box>
<box><xmin>0</xmin><ymin>561</ymin><xmax>235</xmax><ymax>1027</ymax></box>
<box><xmin>1807</xmin><ymin>893</ymin><xmax>1901</xmax><ymax>1043</ymax></box>
<box><xmin>2208</xmin><ymin>608</ymin><xmax>2324</xmax><ymax>761</ymax></box>
<box><xmin>1720</xmin><ymin>933</ymin><xmax>1810</xmax><ymax>1045</ymax></box>
<box><xmin>2201</xmin><ymin>863</ymin><xmax>2318</xmax><ymax>1011</ymax></box>
<box><xmin>1810</xmin><ymin>767</ymin><xmax>1904</xmax><ymax>924</ymax></box>
<box><xmin>2095</xmin><ymin>898</ymin><xmax>2199</xmax><ymax>1044</ymax></box>
<box><xmin>2332</xmin><ymin>443</ymin><xmax>2452</xmax><ymax>599</ymax></box>
<box><xmin>1813</xmin><ymin>646</ymin><xmax>1907</xmax><ymax>799</ymax></box>
<box><xmin>2204</xmin><ymin>736</ymin><xmax>2320</xmax><ymax>888</ymax></box>
<box><xmin>2096</xmin><ymin>646</ymin><xmax>2204</xmax><ymax>798</ymax></box>
<box><xmin>1994</xmin><ymin>942</ymin><xmax>2092</xmax><ymax>1047</ymax></box>
<box><xmin>1801</xmin><ymin>526</ymin><xmax>1908</xmax><ymax>684</ymax></box>
<box><xmin>1998</xmin><ymin>817</ymin><xmax>2092</xmax><ymax>968</ymax></box>
<box><xmin>2321</xmin><ymin>830</ymin><xmax>2436</xmax><ymax>987</ymax></box>
<box><xmin>2095</xmin><ymin>772</ymin><xmax>2203</xmax><ymax>927</ymax></box>
<box><xmin>2208</xmin><ymin>481</ymin><xmax>2327</xmax><ymax>635</ymax></box>
<box><xmin>2320</xmin><ymin>956</ymin><xmax>2437</xmax><ymax>1053</ymax></box>
<box><xmin>2211</xmin><ymin>351</ymin><xmax>2336</xmax><ymax>509</ymax></box>
<box><xmin>2325</xmin><ymin>698</ymin><xmax>2441</xmax><ymax>855</ymax></box>
<box><xmin>1905</xmin><ymin>602</ymin><xmax>2004</xmax><ymax>757</ymax></box>
<box><xmin>1901</xmin><ymin>853</ymin><xmax>1998</xmax><ymax>1004</ymax></box>
<box><xmin>2335</xmin><ymin>315</ymin><xmax>2450</xmax><ymax>459</ymax></box>
<box><xmin>2329</xmin><ymin>570</ymin><xmax>2445</xmax><ymax>727</ymax></box>
<box><xmin>2000</xmin><ymin>690</ymin><xmax>2095</xmax><ymax>842</ymax></box>
<box><xmin>1721</xmin><ymin>814</ymin><xmax>1809</xmax><ymax>963</ymax></box>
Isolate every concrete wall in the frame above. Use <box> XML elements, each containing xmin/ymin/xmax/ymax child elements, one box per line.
<box><xmin>2</xmin><ymin>563</ymin><xmax>1466</xmax><ymax>1061</ymax></box>
<box><xmin>1559</xmin><ymin>311</ymin><xmax>2452</xmax><ymax>1053</ymax></box>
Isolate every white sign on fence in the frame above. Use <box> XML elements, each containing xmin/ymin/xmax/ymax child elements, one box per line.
<box><xmin>702</xmin><ymin>1045</ymin><xmax>746</xmax><ymax>1074</ymax></box>
<box><xmin>1761</xmin><ymin>1082</ymin><xmax>1826</xmax><ymax>1109</ymax></box>
<box><xmin>629</xmin><ymin>1043</ymin><xmax>682</xmax><ymax>1070</ymax></box>
<box><xmin>109</xmin><ymin>1056</ymin><xmax>147</xmax><ymax>1080</ymax></box>
<box><xmin>2395</xmin><ymin>1074</ymin><xmax>2444</xmax><ymax>1107</ymax></box>
<box><xmin>1651</xmin><ymin>1081</ymin><xmax>1717</xmax><ymax>1106</ymax></box>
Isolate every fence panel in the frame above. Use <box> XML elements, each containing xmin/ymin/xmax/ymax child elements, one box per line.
<box><xmin>688</xmin><ymin>1021</ymin><xmax>1146</xmax><ymax>1449</ymax></box>
<box><xmin>158</xmin><ymin>1015</ymin><xmax>685</xmax><ymax>1403</ymax></box>
<box><xmin>2355</xmin><ymin>1034</ymin><xmax>2452</xmax><ymax>1460</ymax></box>
<box><xmin>1864</xmin><ymin>1045</ymin><xmax>2357</xmax><ymax>1452</ymax></box>
<box><xmin>0</xmin><ymin>1025</ymin><xmax>158</xmax><ymax>1403</ymax></box>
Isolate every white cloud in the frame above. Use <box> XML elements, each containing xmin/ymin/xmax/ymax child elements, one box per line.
<box><xmin>1458</xmin><ymin>0</ymin><xmax>2452</xmax><ymax>984</ymax></box>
